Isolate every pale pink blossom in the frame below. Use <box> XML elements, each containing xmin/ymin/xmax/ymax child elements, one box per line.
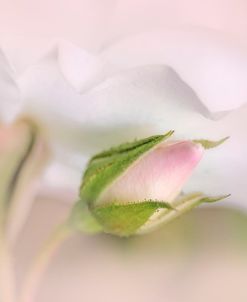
<box><xmin>98</xmin><ymin>141</ymin><xmax>204</xmax><ymax>206</ymax></box>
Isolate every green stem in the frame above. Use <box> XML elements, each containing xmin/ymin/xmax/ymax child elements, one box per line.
<box><xmin>0</xmin><ymin>230</ymin><xmax>16</xmax><ymax>302</ymax></box>
<box><xmin>20</xmin><ymin>224</ymin><xmax>73</xmax><ymax>302</ymax></box>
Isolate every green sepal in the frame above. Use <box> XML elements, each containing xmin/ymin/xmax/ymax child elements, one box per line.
<box><xmin>69</xmin><ymin>193</ymin><xmax>230</xmax><ymax>236</ymax></box>
<box><xmin>92</xmin><ymin>200</ymin><xmax>174</xmax><ymax>237</ymax></box>
<box><xmin>174</xmin><ymin>192</ymin><xmax>230</xmax><ymax>206</ymax></box>
<box><xmin>199</xmin><ymin>194</ymin><xmax>231</xmax><ymax>203</ymax></box>
<box><xmin>80</xmin><ymin>131</ymin><xmax>174</xmax><ymax>205</ymax></box>
<box><xmin>137</xmin><ymin>193</ymin><xmax>230</xmax><ymax>234</ymax></box>
<box><xmin>193</xmin><ymin>136</ymin><xmax>229</xmax><ymax>149</ymax></box>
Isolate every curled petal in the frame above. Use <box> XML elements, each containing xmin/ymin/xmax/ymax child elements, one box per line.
<box><xmin>101</xmin><ymin>29</ymin><xmax>247</xmax><ymax>115</ymax></box>
<box><xmin>98</xmin><ymin>141</ymin><xmax>204</xmax><ymax>206</ymax></box>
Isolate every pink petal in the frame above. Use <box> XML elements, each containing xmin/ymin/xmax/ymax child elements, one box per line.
<box><xmin>97</xmin><ymin>141</ymin><xmax>204</xmax><ymax>206</ymax></box>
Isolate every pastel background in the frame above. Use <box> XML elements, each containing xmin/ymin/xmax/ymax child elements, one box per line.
<box><xmin>0</xmin><ymin>0</ymin><xmax>247</xmax><ymax>301</ymax></box>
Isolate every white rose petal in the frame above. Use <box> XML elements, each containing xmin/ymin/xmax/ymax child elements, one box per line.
<box><xmin>0</xmin><ymin>0</ymin><xmax>246</xmax><ymax>214</ymax></box>
<box><xmin>101</xmin><ymin>29</ymin><xmax>247</xmax><ymax>114</ymax></box>
<box><xmin>14</xmin><ymin>54</ymin><xmax>247</xmax><ymax>211</ymax></box>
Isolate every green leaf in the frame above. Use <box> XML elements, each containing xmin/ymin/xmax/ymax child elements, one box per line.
<box><xmin>92</xmin><ymin>200</ymin><xmax>173</xmax><ymax>237</ymax></box>
<box><xmin>80</xmin><ymin>131</ymin><xmax>174</xmax><ymax>205</ymax></box>
<box><xmin>193</xmin><ymin>136</ymin><xmax>229</xmax><ymax>149</ymax></box>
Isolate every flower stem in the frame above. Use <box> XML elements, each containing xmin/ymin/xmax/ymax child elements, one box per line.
<box><xmin>0</xmin><ymin>233</ymin><xmax>16</xmax><ymax>302</ymax></box>
<box><xmin>20</xmin><ymin>223</ymin><xmax>73</xmax><ymax>302</ymax></box>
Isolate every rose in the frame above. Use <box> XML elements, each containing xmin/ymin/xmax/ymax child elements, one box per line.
<box><xmin>0</xmin><ymin>1</ymin><xmax>246</xmax><ymax>300</ymax></box>
<box><xmin>71</xmin><ymin>132</ymin><xmax>228</xmax><ymax>236</ymax></box>
<box><xmin>0</xmin><ymin>43</ymin><xmax>245</xmax><ymax>214</ymax></box>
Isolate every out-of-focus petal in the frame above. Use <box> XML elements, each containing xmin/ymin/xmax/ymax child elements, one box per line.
<box><xmin>55</xmin><ymin>29</ymin><xmax>247</xmax><ymax>115</ymax></box>
<box><xmin>1</xmin><ymin>36</ymin><xmax>57</xmax><ymax>75</ymax></box>
<box><xmin>0</xmin><ymin>120</ymin><xmax>49</xmax><ymax>244</ymax></box>
<box><xmin>18</xmin><ymin>55</ymin><xmax>206</xmax><ymax>156</ymax></box>
<box><xmin>101</xmin><ymin>29</ymin><xmax>247</xmax><ymax>114</ymax></box>
<box><xmin>17</xmin><ymin>52</ymin><xmax>247</xmax><ymax>211</ymax></box>
<box><xmin>58</xmin><ymin>41</ymin><xmax>106</xmax><ymax>91</ymax></box>
<box><xmin>0</xmin><ymin>49</ymin><xmax>20</xmax><ymax>123</ymax></box>
<box><xmin>0</xmin><ymin>121</ymin><xmax>31</xmax><ymax>210</ymax></box>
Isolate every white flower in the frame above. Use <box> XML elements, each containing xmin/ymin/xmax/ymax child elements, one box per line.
<box><xmin>0</xmin><ymin>0</ymin><xmax>246</xmax><ymax>214</ymax></box>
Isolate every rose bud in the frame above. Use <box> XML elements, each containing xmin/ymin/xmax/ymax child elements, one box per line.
<box><xmin>70</xmin><ymin>132</ymin><xmax>229</xmax><ymax>237</ymax></box>
<box><xmin>0</xmin><ymin>119</ymin><xmax>48</xmax><ymax>243</ymax></box>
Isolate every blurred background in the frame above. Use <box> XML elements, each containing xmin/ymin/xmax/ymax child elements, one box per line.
<box><xmin>0</xmin><ymin>0</ymin><xmax>247</xmax><ymax>301</ymax></box>
<box><xmin>16</xmin><ymin>193</ymin><xmax>247</xmax><ymax>302</ymax></box>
